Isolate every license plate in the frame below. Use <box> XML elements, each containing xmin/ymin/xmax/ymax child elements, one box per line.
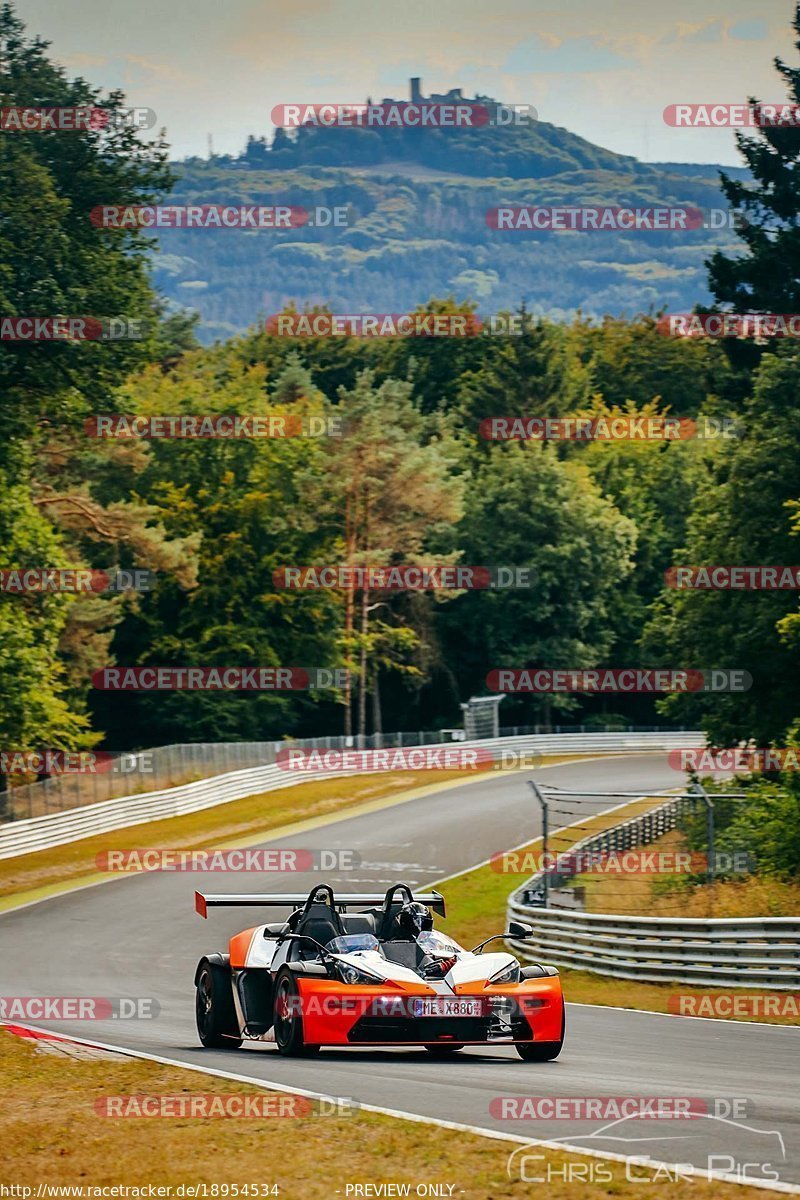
<box><xmin>412</xmin><ymin>997</ymin><xmax>483</xmax><ymax>1018</ymax></box>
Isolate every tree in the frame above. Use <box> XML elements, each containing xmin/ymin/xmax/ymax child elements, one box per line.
<box><xmin>0</xmin><ymin>3</ymin><xmax>173</xmax><ymax>452</ymax></box>
<box><xmin>313</xmin><ymin>372</ymin><xmax>464</xmax><ymax>736</ymax></box>
<box><xmin>455</xmin><ymin>310</ymin><xmax>592</xmax><ymax>431</ymax></box>
<box><xmin>89</xmin><ymin>347</ymin><xmax>341</xmax><ymax>746</ymax></box>
<box><xmin>576</xmin><ymin>398</ymin><xmax>699</xmax><ymax>672</ymax></box>
<box><xmin>0</xmin><ymin>4</ymin><xmax>181</xmax><ymax>753</ymax></box>
<box><xmin>439</xmin><ymin>441</ymin><xmax>636</xmax><ymax>722</ymax></box>
<box><xmin>707</xmin><ymin>3</ymin><xmax>800</xmax><ymax>316</ymax></box>
<box><xmin>647</xmin><ymin>352</ymin><xmax>800</xmax><ymax>744</ymax></box>
<box><xmin>0</xmin><ymin>454</ymin><xmax>95</xmax><ymax>754</ymax></box>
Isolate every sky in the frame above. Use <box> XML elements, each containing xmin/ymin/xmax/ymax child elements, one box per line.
<box><xmin>14</xmin><ymin>0</ymin><xmax>800</xmax><ymax>165</ymax></box>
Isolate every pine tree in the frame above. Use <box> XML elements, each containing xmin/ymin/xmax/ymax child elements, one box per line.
<box><xmin>707</xmin><ymin>3</ymin><xmax>800</xmax><ymax>313</ymax></box>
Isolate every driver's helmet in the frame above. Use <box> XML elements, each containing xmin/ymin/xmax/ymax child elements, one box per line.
<box><xmin>395</xmin><ymin>901</ymin><xmax>433</xmax><ymax>939</ymax></box>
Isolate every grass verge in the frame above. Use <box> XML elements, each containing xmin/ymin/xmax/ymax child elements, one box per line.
<box><xmin>0</xmin><ymin>1029</ymin><xmax>776</xmax><ymax>1197</ymax></box>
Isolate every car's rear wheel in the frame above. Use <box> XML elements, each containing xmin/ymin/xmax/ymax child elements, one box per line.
<box><xmin>272</xmin><ymin>968</ymin><xmax>320</xmax><ymax>1057</ymax></box>
<box><xmin>196</xmin><ymin>960</ymin><xmax>242</xmax><ymax>1049</ymax></box>
<box><xmin>515</xmin><ymin>1005</ymin><xmax>565</xmax><ymax>1062</ymax></box>
<box><xmin>424</xmin><ymin>1043</ymin><xmax>464</xmax><ymax>1053</ymax></box>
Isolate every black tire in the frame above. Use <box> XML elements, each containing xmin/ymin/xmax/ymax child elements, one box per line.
<box><xmin>515</xmin><ymin>1004</ymin><xmax>565</xmax><ymax>1062</ymax></box>
<box><xmin>272</xmin><ymin>967</ymin><xmax>320</xmax><ymax>1057</ymax></box>
<box><xmin>196</xmin><ymin>960</ymin><xmax>242</xmax><ymax>1049</ymax></box>
<box><xmin>424</xmin><ymin>1044</ymin><xmax>464</xmax><ymax>1054</ymax></box>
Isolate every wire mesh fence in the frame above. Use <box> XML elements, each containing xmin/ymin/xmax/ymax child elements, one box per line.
<box><xmin>0</xmin><ymin>723</ymin><xmax>689</xmax><ymax>823</ymax></box>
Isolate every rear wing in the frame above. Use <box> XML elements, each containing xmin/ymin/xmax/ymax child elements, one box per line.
<box><xmin>195</xmin><ymin>889</ymin><xmax>446</xmax><ymax>919</ymax></box>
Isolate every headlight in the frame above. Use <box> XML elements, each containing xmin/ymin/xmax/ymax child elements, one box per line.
<box><xmin>486</xmin><ymin>960</ymin><xmax>520</xmax><ymax>987</ymax></box>
<box><xmin>336</xmin><ymin>960</ymin><xmax>385</xmax><ymax>985</ymax></box>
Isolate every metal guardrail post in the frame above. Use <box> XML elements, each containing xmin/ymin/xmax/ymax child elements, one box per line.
<box><xmin>528</xmin><ymin>779</ymin><xmax>549</xmax><ymax>908</ymax></box>
<box><xmin>691</xmin><ymin>779</ymin><xmax>714</xmax><ymax>889</ymax></box>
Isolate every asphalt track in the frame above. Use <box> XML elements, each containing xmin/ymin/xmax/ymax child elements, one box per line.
<box><xmin>1</xmin><ymin>754</ymin><xmax>798</xmax><ymax>1190</ymax></box>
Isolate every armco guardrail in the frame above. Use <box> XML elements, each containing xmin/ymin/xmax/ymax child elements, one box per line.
<box><xmin>505</xmin><ymin>906</ymin><xmax>800</xmax><ymax>990</ymax></box>
<box><xmin>506</xmin><ymin>792</ymin><xmax>800</xmax><ymax>990</ymax></box>
<box><xmin>0</xmin><ymin>730</ymin><xmax>701</xmax><ymax>860</ymax></box>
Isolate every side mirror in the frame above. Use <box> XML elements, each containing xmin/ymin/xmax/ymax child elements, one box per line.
<box><xmin>508</xmin><ymin>920</ymin><xmax>533</xmax><ymax>939</ymax></box>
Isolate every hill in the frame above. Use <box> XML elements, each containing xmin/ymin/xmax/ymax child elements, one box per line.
<box><xmin>149</xmin><ymin>96</ymin><xmax>746</xmax><ymax>341</ymax></box>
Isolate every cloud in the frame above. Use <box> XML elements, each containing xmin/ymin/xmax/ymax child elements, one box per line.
<box><xmin>663</xmin><ymin>20</ymin><xmax>724</xmax><ymax>46</ymax></box>
<box><xmin>663</xmin><ymin>17</ymin><xmax>766</xmax><ymax>47</ymax></box>
<box><xmin>684</xmin><ymin>19</ymin><xmax>725</xmax><ymax>44</ymax></box>
<box><xmin>503</xmin><ymin>33</ymin><xmax>632</xmax><ymax>75</ymax></box>
<box><xmin>730</xmin><ymin>19</ymin><xmax>767</xmax><ymax>41</ymax></box>
<box><xmin>124</xmin><ymin>55</ymin><xmax>202</xmax><ymax>85</ymax></box>
<box><xmin>61</xmin><ymin>52</ymin><xmax>109</xmax><ymax>69</ymax></box>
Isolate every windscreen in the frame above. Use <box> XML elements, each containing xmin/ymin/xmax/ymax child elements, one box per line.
<box><xmin>417</xmin><ymin>931</ymin><xmax>464</xmax><ymax>956</ymax></box>
<box><xmin>326</xmin><ymin>933</ymin><xmax>382</xmax><ymax>955</ymax></box>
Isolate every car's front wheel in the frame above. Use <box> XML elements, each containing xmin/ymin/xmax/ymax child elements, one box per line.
<box><xmin>515</xmin><ymin>1005</ymin><xmax>565</xmax><ymax>1062</ymax></box>
<box><xmin>195</xmin><ymin>960</ymin><xmax>242</xmax><ymax>1049</ymax></box>
<box><xmin>272</xmin><ymin>968</ymin><xmax>320</xmax><ymax>1057</ymax></box>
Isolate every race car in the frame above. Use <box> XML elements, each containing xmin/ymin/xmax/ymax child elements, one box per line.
<box><xmin>193</xmin><ymin>882</ymin><xmax>565</xmax><ymax>1060</ymax></box>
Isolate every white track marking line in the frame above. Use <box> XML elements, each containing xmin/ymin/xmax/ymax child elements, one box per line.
<box><xmin>567</xmin><ymin>1001</ymin><xmax>800</xmax><ymax>1031</ymax></box>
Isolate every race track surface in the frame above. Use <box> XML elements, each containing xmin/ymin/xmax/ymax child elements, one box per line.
<box><xmin>1</xmin><ymin>755</ymin><xmax>797</xmax><ymax>1189</ymax></box>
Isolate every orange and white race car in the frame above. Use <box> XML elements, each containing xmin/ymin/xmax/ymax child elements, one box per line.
<box><xmin>194</xmin><ymin>883</ymin><xmax>565</xmax><ymax>1059</ymax></box>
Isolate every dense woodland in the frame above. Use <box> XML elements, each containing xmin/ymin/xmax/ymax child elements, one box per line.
<box><xmin>153</xmin><ymin>156</ymin><xmax>745</xmax><ymax>342</ymax></box>
<box><xmin>2</xmin><ymin>0</ymin><xmax>800</xmax><ymax>815</ymax></box>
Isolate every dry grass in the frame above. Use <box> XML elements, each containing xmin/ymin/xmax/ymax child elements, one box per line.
<box><xmin>0</xmin><ymin>1030</ymin><xmax>774</xmax><ymax>1197</ymax></box>
<box><xmin>574</xmin><ymin>828</ymin><xmax>800</xmax><ymax>919</ymax></box>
